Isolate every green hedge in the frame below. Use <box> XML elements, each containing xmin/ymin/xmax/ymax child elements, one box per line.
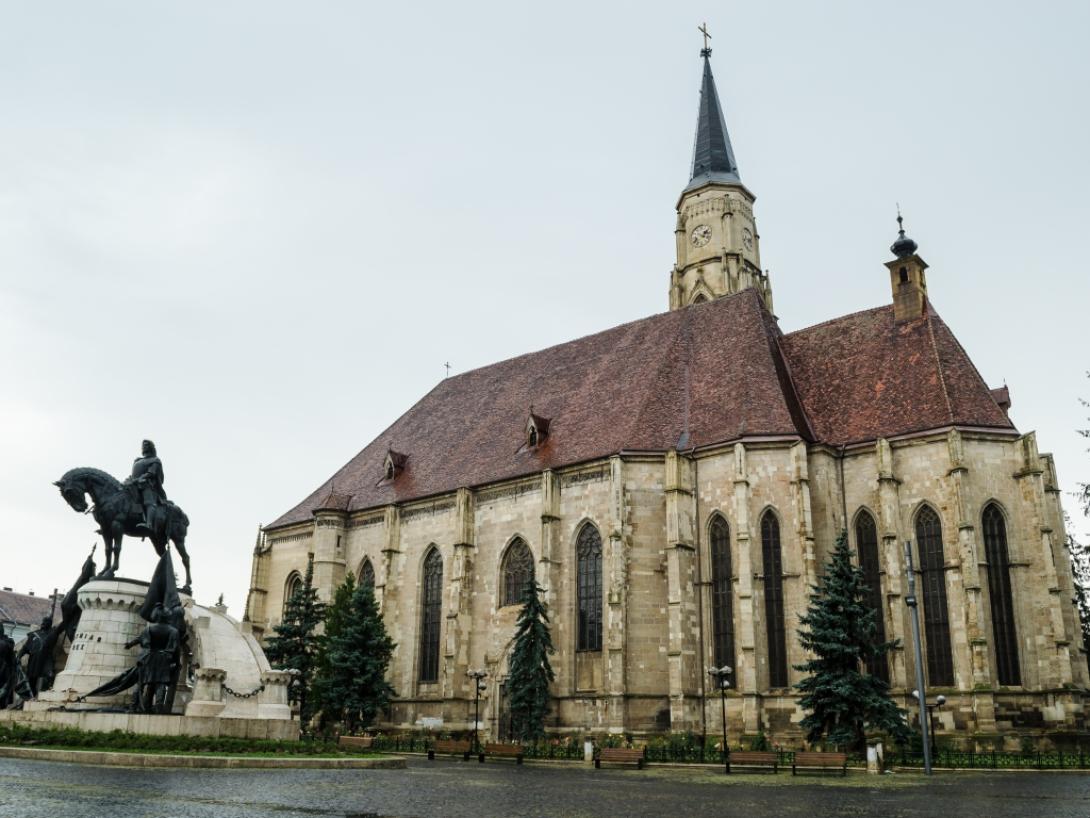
<box><xmin>0</xmin><ymin>724</ymin><xmax>371</xmax><ymax>756</ymax></box>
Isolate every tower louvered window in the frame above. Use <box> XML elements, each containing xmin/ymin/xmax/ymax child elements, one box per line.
<box><xmin>709</xmin><ymin>515</ymin><xmax>736</xmax><ymax>671</ymax></box>
<box><xmin>576</xmin><ymin>524</ymin><xmax>603</xmax><ymax>652</ymax></box>
<box><xmin>982</xmin><ymin>504</ymin><xmax>1021</xmax><ymax>686</ymax></box>
<box><xmin>855</xmin><ymin>510</ymin><xmax>889</xmax><ymax>683</ymax></box>
<box><xmin>501</xmin><ymin>538</ymin><xmax>535</xmax><ymax>607</ymax></box>
<box><xmin>418</xmin><ymin>548</ymin><xmax>443</xmax><ymax>682</ymax></box>
<box><xmin>761</xmin><ymin>511</ymin><xmax>788</xmax><ymax>688</ymax></box>
<box><xmin>915</xmin><ymin>507</ymin><xmax>954</xmax><ymax>687</ymax></box>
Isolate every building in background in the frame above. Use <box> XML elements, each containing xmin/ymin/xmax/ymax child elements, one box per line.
<box><xmin>245</xmin><ymin>45</ymin><xmax>1087</xmax><ymax>748</ymax></box>
<box><xmin>0</xmin><ymin>588</ymin><xmax>58</xmax><ymax>643</ymax></box>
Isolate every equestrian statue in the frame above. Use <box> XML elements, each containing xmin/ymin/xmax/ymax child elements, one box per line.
<box><xmin>54</xmin><ymin>440</ymin><xmax>192</xmax><ymax>593</ymax></box>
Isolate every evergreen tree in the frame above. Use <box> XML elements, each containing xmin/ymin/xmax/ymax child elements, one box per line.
<box><xmin>506</xmin><ymin>581</ymin><xmax>555</xmax><ymax>742</ymax></box>
<box><xmin>312</xmin><ymin>572</ymin><xmax>356</xmax><ymax>725</ymax></box>
<box><xmin>264</xmin><ymin>556</ymin><xmax>325</xmax><ymax>727</ymax></box>
<box><xmin>794</xmin><ymin>532</ymin><xmax>909</xmax><ymax>750</ymax></box>
<box><xmin>1065</xmin><ymin>526</ymin><xmax>1090</xmax><ymax>672</ymax></box>
<box><xmin>318</xmin><ymin>577</ymin><xmax>396</xmax><ymax>732</ymax></box>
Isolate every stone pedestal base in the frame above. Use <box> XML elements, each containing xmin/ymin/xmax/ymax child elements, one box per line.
<box><xmin>37</xmin><ymin>578</ymin><xmax>149</xmax><ymax>709</ymax></box>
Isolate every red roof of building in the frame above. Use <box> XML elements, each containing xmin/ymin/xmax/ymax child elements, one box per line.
<box><xmin>780</xmin><ymin>304</ymin><xmax>1012</xmax><ymax>446</ymax></box>
<box><xmin>268</xmin><ymin>291</ymin><xmax>1013</xmax><ymax>529</ymax></box>
<box><xmin>0</xmin><ymin>589</ymin><xmax>56</xmax><ymax>627</ymax></box>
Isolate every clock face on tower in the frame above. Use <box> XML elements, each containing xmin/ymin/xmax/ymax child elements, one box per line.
<box><xmin>742</xmin><ymin>227</ymin><xmax>754</xmax><ymax>251</ymax></box>
<box><xmin>690</xmin><ymin>224</ymin><xmax>711</xmax><ymax>247</ymax></box>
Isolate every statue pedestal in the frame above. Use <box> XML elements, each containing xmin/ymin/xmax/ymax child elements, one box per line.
<box><xmin>35</xmin><ymin>578</ymin><xmax>149</xmax><ymax>709</ymax></box>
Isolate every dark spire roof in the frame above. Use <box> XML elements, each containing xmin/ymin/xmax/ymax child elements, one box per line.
<box><xmin>890</xmin><ymin>209</ymin><xmax>919</xmax><ymax>258</ymax></box>
<box><xmin>684</xmin><ymin>50</ymin><xmax>741</xmax><ymax>194</ymax></box>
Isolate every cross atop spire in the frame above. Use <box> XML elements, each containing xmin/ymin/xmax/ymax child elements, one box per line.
<box><xmin>698</xmin><ymin>22</ymin><xmax>712</xmax><ymax>57</ymax></box>
<box><xmin>684</xmin><ymin>45</ymin><xmax>741</xmax><ymax>193</ymax></box>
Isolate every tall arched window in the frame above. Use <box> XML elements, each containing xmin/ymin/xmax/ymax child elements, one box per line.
<box><xmin>501</xmin><ymin>538</ymin><xmax>535</xmax><ymax>607</ymax></box>
<box><xmin>576</xmin><ymin>524</ymin><xmax>603</xmax><ymax>652</ymax></box>
<box><xmin>915</xmin><ymin>506</ymin><xmax>954</xmax><ymax>686</ymax></box>
<box><xmin>709</xmin><ymin>515</ymin><xmax>735</xmax><ymax>671</ymax></box>
<box><xmin>982</xmin><ymin>504</ymin><xmax>1021</xmax><ymax>685</ymax></box>
<box><xmin>283</xmin><ymin>572</ymin><xmax>302</xmax><ymax>616</ymax></box>
<box><xmin>855</xmin><ymin>510</ymin><xmax>889</xmax><ymax>683</ymax></box>
<box><xmin>418</xmin><ymin>548</ymin><xmax>443</xmax><ymax>683</ymax></box>
<box><xmin>358</xmin><ymin>558</ymin><xmax>375</xmax><ymax>590</ymax></box>
<box><xmin>761</xmin><ymin>511</ymin><xmax>788</xmax><ymax>688</ymax></box>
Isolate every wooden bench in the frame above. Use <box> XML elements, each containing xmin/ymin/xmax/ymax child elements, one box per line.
<box><xmin>726</xmin><ymin>750</ymin><xmax>778</xmax><ymax>773</ymax></box>
<box><xmin>337</xmin><ymin>735</ymin><xmax>374</xmax><ymax>751</ymax></box>
<box><xmin>481</xmin><ymin>742</ymin><xmax>524</xmax><ymax>764</ymax></box>
<box><xmin>595</xmin><ymin>747</ymin><xmax>645</xmax><ymax>769</ymax></box>
<box><xmin>792</xmin><ymin>751</ymin><xmax>848</xmax><ymax>776</ymax></box>
<box><xmin>428</xmin><ymin>739</ymin><xmax>473</xmax><ymax>761</ymax></box>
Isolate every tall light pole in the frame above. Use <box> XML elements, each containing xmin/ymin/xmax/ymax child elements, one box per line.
<box><xmin>903</xmin><ymin>541</ymin><xmax>933</xmax><ymax>776</ymax></box>
<box><xmin>467</xmin><ymin>669</ymin><xmax>488</xmax><ymax>754</ymax></box>
<box><xmin>707</xmin><ymin>665</ymin><xmax>732</xmax><ymax>773</ymax></box>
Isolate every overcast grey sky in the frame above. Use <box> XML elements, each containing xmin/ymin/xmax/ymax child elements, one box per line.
<box><xmin>2</xmin><ymin>2</ymin><xmax>1088</xmax><ymax>613</ymax></box>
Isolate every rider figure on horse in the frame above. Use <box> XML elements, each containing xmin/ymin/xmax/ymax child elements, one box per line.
<box><xmin>126</xmin><ymin>439</ymin><xmax>166</xmax><ymax>537</ymax></box>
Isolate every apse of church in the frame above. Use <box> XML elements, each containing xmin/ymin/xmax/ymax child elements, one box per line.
<box><xmin>245</xmin><ymin>44</ymin><xmax>1087</xmax><ymax>747</ymax></box>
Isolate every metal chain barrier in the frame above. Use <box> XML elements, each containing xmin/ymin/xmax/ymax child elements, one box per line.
<box><xmin>222</xmin><ymin>682</ymin><xmax>265</xmax><ymax>699</ymax></box>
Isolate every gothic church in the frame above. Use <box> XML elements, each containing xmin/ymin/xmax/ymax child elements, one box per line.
<box><xmin>245</xmin><ymin>47</ymin><xmax>1087</xmax><ymax>746</ymax></box>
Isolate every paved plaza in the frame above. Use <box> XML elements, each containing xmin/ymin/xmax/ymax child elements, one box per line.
<box><xmin>1</xmin><ymin>756</ymin><xmax>1088</xmax><ymax>818</ymax></box>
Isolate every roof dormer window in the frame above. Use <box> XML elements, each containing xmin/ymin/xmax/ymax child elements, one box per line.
<box><xmin>382</xmin><ymin>449</ymin><xmax>407</xmax><ymax>482</ymax></box>
<box><xmin>526</xmin><ymin>412</ymin><xmax>550</xmax><ymax>449</ymax></box>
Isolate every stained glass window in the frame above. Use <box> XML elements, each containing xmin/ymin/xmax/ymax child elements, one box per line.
<box><xmin>501</xmin><ymin>539</ymin><xmax>535</xmax><ymax>607</ymax></box>
<box><xmin>761</xmin><ymin>511</ymin><xmax>788</xmax><ymax>688</ymax></box>
<box><xmin>576</xmin><ymin>524</ymin><xmax>603</xmax><ymax>652</ymax></box>
<box><xmin>916</xmin><ymin>506</ymin><xmax>954</xmax><ymax>687</ymax></box>
<box><xmin>709</xmin><ymin>515</ymin><xmax>735</xmax><ymax>671</ymax></box>
<box><xmin>418</xmin><ymin>548</ymin><xmax>443</xmax><ymax>682</ymax></box>
<box><xmin>855</xmin><ymin>510</ymin><xmax>889</xmax><ymax>683</ymax></box>
<box><xmin>982</xmin><ymin>504</ymin><xmax>1021</xmax><ymax>686</ymax></box>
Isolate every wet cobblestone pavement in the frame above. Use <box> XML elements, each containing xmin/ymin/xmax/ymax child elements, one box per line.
<box><xmin>1</xmin><ymin>757</ymin><xmax>1088</xmax><ymax>818</ymax></box>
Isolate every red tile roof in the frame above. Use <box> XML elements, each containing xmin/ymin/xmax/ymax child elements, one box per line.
<box><xmin>780</xmin><ymin>304</ymin><xmax>1013</xmax><ymax>446</ymax></box>
<box><xmin>267</xmin><ymin>292</ymin><xmax>1014</xmax><ymax>530</ymax></box>
<box><xmin>0</xmin><ymin>589</ymin><xmax>56</xmax><ymax>627</ymax></box>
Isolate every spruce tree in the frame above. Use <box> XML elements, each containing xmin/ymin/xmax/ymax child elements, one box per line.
<box><xmin>506</xmin><ymin>581</ymin><xmax>555</xmax><ymax>742</ymax></box>
<box><xmin>794</xmin><ymin>532</ymin><xmax>909</xmax><ymax>750</ymax></box>
<box><xmin>264</xmin><ymin>555</ymin><xmax>325</xmax><ymax>728</ymax></box>
<box><xmin>320</xmin><ymin>578</ymin><xmax>396</xmax><ymax>732</ymax></box>
<box><xmin>312</xmin><ymin>572</ymin><xmax>356</xmax><ymax>726</ymax></box>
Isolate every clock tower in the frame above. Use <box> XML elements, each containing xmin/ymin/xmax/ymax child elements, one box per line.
<box><xmin>669</xmin><ymin>46</ymin><xmax>772</xmax><ymax>312</ymax></box>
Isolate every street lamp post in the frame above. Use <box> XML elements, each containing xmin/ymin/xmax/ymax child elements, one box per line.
<box><xmin>707</xmin><ymin>665</ymin><xmax>732</xmax><ymax>773</ymax></box>
<box><xmin>903</xmin><ymin>541</ymin><xmax>933</xmax><ymax>776</ymax></box>
<box><xmin>467</xmin><ymin>670</ymin><xmax>488</xmax><ymax>755</ymax></box>
<box><xmin>913</xmin><ymin>691</ymin><xmax>946</xmax><ymax>758</ymax></box>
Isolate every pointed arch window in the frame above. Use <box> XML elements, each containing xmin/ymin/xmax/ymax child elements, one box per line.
<box><xmin>982</xmin><ymin>504</ymin><xmax>1021</xmax><ymax>685</ymax></box>
<box><xmin>283</xmin><ymin>572</ymin><xmax>303</xmax><ymax>616</ymax></box>
<box><xmin>761</xmin><ymin>511</ymin><xmax>788</xmax><ymax>688</ymax></box>
<box><xmin>576</xmin><ymin>524</ymin><xmax>603</xmax><ymax>652</ymax></box>
<box><xmin>709</xmin><ymin>515</ymin><xmax>736</xmax><ymax>671</ymax></box>
<box><xmin>915</xmin><ymin>506</ymin><xmax>954</xmax><ymax>687</ymax></box>
<box><xmin>501</xmin><ymin>538</ymin><xmax>535</xmax><ymax>607</ymax></box>
<box><xmin>418</xmin><ymin>548</ymin><xmax>443</xmax><ymax>683</ymax></box>
<box><xmin>855</xmin><ymin>510</ymin><xmax>889</xmax><ymax>683</ymax></box>
<box><xmin>359</xmin><ymin>558</ymin><xmax>375</xmax><ymax>590</ymax></box>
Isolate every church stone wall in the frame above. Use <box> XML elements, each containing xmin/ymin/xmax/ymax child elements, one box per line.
<box><xmin>248</xmin><ymin>430</ymin><xmax>1087</xmax><ymax>747</ymax></box>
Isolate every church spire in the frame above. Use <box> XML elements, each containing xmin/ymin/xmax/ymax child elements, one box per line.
<box><xmin>669</xmin><ymin>32</ymin><xmax>770</xmax><ymax>313</ymax></box>
<box><xmin>686</xmin><ymin>41</ymin><xmax>741</xmax><ymax>193</ymax></box>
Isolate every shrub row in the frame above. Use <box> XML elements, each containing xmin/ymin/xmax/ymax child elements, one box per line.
<box><xmin>0</xmin><ymin>724</ymin><xmax>370</xmax><ymax>756</ymax></box>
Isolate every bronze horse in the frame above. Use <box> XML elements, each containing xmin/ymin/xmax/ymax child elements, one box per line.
<box><xmin>54</xmin><ymin>467</ymin><xmax>192</xmax><ymax>593</ymax></box>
